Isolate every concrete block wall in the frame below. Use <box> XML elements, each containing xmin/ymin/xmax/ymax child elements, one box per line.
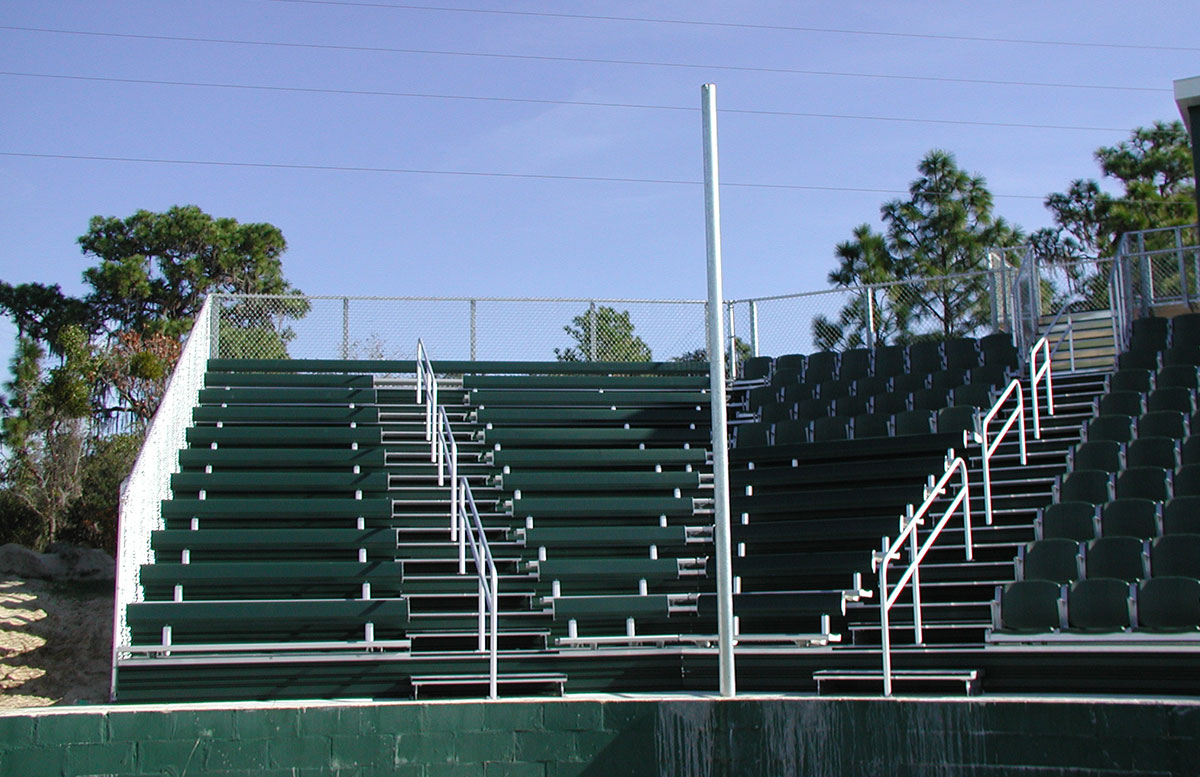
<box><xmin>1</xmin><ymin>696</ymin><xmax>1197</xmax><ymax>776</ymax></box>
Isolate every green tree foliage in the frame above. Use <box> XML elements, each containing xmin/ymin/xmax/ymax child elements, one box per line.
<box><xmin>555</xmin><ymin>306</ymin><xmax>653</xmax><ymax>361</ymax></box>
<box><xmin>0</xmin><ymin>328</ymin><xmax>94</xmax><ymax>550</ymax></box>
<box><xmin>673</xmin><ymin>337</ymin><xmax>750</xmax><ymax>366</ymax></box>
<box><xmin>1036</xmin><ymin>121</ymin><xmax>1196</xmax><ymax>260</ymax></box>
<box><xmin>60</xmin><ymin>433</ymin><xmax>142</xmax><ymax>554</ymax></box>
<box><xmin>816</xmin><ymin>151</ymin><xmax>1022</xmax><ymax>346</ymax></box>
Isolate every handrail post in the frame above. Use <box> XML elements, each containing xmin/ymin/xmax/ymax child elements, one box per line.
<box><xmin>879</xmin><ymin>535</ymin><xmax>893</xmax><ymax>697</ymax></box>
<box><xmin>906</xmin><ymin>504</ymin><xmax>923</xmax><ymax>645</ymax></box>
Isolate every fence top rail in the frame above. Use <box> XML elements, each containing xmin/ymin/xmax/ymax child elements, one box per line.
<box><xmin>210</xmin><ymin>292</ymin><xmax>707</xmax><ymax>305</ymax></box>
<box><xmin>207</xmin><ymin>358</ymin><xmax>710</xmax><ymax>375</ymax></box>
<box><xmin>727</xmin><ymin>268</ymin><xmax>1000</xmax><ymax>305</ymax></box>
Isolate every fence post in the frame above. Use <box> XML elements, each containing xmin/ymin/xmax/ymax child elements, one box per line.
<box><xmin>342</xmin><ymin>297</ymin><xmax>350</xmax><ymax>359</ymax></box>
<box><xmin>864</xmin><ymin>287</ymin><xmax>876</xmax><ymax>350</ymax></box>
<box><xmin>749</xmin><ymin>300</ymin><xmax>759</xmax><ymax>358</ymax></box>
<box><xmin>727</xmin><ymin>302</ymin><xmax>737</xmax><ymax>379</ymax></box>
<box><xmin>587</xmin><ymin>301</ymin><xmax>597</xmax><ymax>361</ymax></box>
<box><xmin>470</xmin><ymin>300</ymin><xmax>477</xmax><ymax>360</ymax></box>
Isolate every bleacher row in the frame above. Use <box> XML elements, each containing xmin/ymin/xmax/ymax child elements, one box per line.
<box><xmin>991</xmin><ymin>318</ymin><xmax>1200</xmax><ymax>640</ymax></box>
<box><xmin>734</xmin><ymin>334</ymin><xmax>1018</xmax><ymax>446</ymax></box>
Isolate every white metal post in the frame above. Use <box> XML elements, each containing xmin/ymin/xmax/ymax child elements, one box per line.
<box><xmin>702</xmin><ymin>83</ymin><xmax>736</xmax><ymax>698</ymax></box>
<box><xmin>749</xmin><ymin>301</ymin><xmax>759</xmax><ymax>358</ymax></box>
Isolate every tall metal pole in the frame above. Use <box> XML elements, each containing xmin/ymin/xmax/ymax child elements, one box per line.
<box><xmin>702</xmin><ymin>83</ymin><xmax>736</xmax><ymax>697</ymax></box>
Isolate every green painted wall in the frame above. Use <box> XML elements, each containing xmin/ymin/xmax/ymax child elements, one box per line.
<box><xmin>1</xmin><ymin>696</ymin><xmax>1197</xmax><ymax>776</ymax></box>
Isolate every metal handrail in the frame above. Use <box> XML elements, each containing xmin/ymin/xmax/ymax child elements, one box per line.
<box><xmin>874</xmin><ymin>455</ymin><xmax>972</xmax><ymax>697</ymax></box>
<box><xmin>462</xmin><ymin>479</ymin><xmax>500</xmax><ymax>699</ymax></box>
<box><xmin>977</xmin><ymin>379</ymin><xmax>1027</xmax><ymax>526</ymax></box>
<box><xmin>416</xmin><ymin>339</ymin><xmax>499</xmax><ymax>698</ymax></box>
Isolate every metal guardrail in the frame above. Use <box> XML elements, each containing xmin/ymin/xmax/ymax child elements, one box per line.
<box><xmin>874</xmin><ymin>455</ymin><xmax>973</xmax><ymax>697</ymax></box>
<box><xmin>416</xmin><ymin>339</ymin><xmax>499</xmax><ymax>698</ymax></box>
<box><xmin>978</xmin><ymin>379</ymin><xmax>1028</xmax><ymax>527</ymax></box>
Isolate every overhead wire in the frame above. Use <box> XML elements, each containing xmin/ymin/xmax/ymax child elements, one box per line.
<box><xmin>265</xmin><ymin>0</ymin><xmax>1200</xmax><ymax>54</ymax></box>
<box><xmin>0</xmin><ymin>71</ymin><xmax>1133</xmax><ymax>133</ymax></box>
<box><xmin>0</xmin><ymin>26</ymin><xmax>1172</xmax><ymax>94</ymax></box>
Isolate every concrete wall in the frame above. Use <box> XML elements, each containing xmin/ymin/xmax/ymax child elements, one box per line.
<box><xmin>1</xmin><ymin>696</ymin><xmax>1197</xmax><ymax>777</ymax></box>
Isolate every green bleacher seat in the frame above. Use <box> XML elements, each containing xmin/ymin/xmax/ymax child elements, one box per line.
<box><xmin>508</xmin><ymin>495</ymin><xmax>693</xmax><ymax>518</ymax></box>
<box><xmin>811</xmin><ymin>415</ymin><xmax>851</xmax><ymax>443</ymax></box>
<box><xmin>171</xmin><ymin>472</ymin><xmax>389</xmax><ymax>495</ymax></box>
<box><xmin>816</xmin><ymin>378</ymin><xmax>851</xmax><ymax>400</ymax></box>
<box><xmin>740</xmin><ymin>356</ymin><xmax>773</xmax><ymax>382</ymax></box>
<box><xmin>162</xmin><ymin>498</ymin><xmax>393</xmax><ymax>522</ymax></box>
<box><xmin>139</xmin><ymin>561</ymin><xmax>407</xmax><ymax>594</ymax></box>
<box><xmin>892</xmin><ymin>410</ymin><xmax>933</xmax><ymax>436</ymax></box>
<box><xmin>1100</xmin><ymin>500</ymin><xmax>1159</xmax><ymax>540</ymax></box>
<box><xmin>969</xmin><ymin>364</ymin><xmax>1009</xmax><ymax>387</ymax></box>
<box><xmin>833</xmin><ymin>395</ymin><xmax>869</xmax><ymax>418</ymax></box>
<box><xmin>1066</xmin><ymin>578</ymin><xmax>1132</xmax><ymax>632</ymax></box>
<box><xmin>890</xmin><ymin>372</ymin><xmax>926</xmax><ymax>395</ymax></box>
<box><xmin>518</xmin><ymin>525</ymin><xmax>696</xmax><ymax>549</ymax></box>
<box><xmin>474</xmin><ymin>407</ymin><xmax>708</xmax><ymax>425</ymax></box>
<box><xmin>1149</xmin><ymin>534</ymin><xmax>1200</xmax><ymax>578</ymax></box>
<box><xmin>1070</xmin><ymin>440</ymin><xmax>1122</xmax><ymax>473</ymax></box>
<box><xmin>488</xmin><ymin>448</ymin><xmax>708</xmax><ymax>468</ymax></box>
<box><xmin>469</xmin><ymin>389</ymin><xmax>709</xmax><ymax>407</ymax></box>
<box><xmin>1147</xmin><ymin>387</ymin><xmax>1195</xmax><ymax>414</ymax></box>
<box><xmin>197</xmin><ymin>387</ymin><xmax>377</xmax><ymax>404</ymax></box>
<box><xmin>1085</xmin><ymin>416</ymin><xmax>1134</xmax><ymax>444</ymax></box>
<box><xmin>151</xmin><ymin>528</ymin><xmax>398</xmax><ymax>554</ymax></box>
<box><xmin>927</xmin><ymin>369</ymin><xmax>968</xmax><ymax>393</ymax></box>
<box><xmin>944</xmin><ymin>337</ymin><xmax>982</xmax><ymax>370</ymax></box>
<box><xmin>872</xmin><ymin>345</ymin><xmax>906</xmax><ymax>378</ymax></box>
<box><xmin>480</xmin><ymin>427</ymin><xmax>708</xmax><ymax>447</ymax></box>
<box><xmin>950</xmin><ymin>383</ymin><xmax>993</xmax><ymax>409</ymax></box>
<box><xmin>907</xmin><ymin>341</ymin><xmax>944</xmax><ymax>374</ymax></box>
<box><xmin>1097</xmin><ymin>391</ymin><xmax>1144</xmax><ymax>417</ymax></box>
<box><xmin>851</xmin><ymin>413</ymin><xmax>890</xmax><ymax>440</ymax></box>
<box><xmin>186</xmin><ymin>426</ymin><xmax>383</xmax><ymax>447</ymax></box>
<box><xmin>758</xmin><ymin>402</ymin><xmax>793</xmax><ymax>424</ymax></box>
<box><xmin>734</xmin><ymin>422</ymin><xmax>771</xmax><ymax>448</ymax></box>
<box><xmin>871</xmin><ymin>391</ymin><xmax>908</xmax><ymax>416</ymax></box>
<box><xmin>127</xmin><ymin>598</ymin><xmax>411</xmax><ymax>644</ymax></box>
<box><xmin>496</xmin><ymin>470</ymin><xmax>700</xmax><ymax>492</ymax></box>
<box><xmin>910</xmin><ymin>388</ymin><xmax>949</xmax><ymax>413</ymax></box>
<box><xmin>1136</xmin><ymin>577</ymin><xmax>1200</xmax><ymax>632</ymax></box>
<box><xmin>1171</xmin><ymin>313</ymin><xmax>1200</xmax><ymax>349</ymax></box>
<box><xmin>1059</xmin><ymin>470</ymin><xmax>1112</xmax><ymax>504</ymax></box>
<box><xmin>193</xmin><ymin>406</ymin><xmax>382</xmax><ymax>424</ymax></box>
<box><xmin>463</xmin><ymin>374</ymin><xmax>710</xmax><ymax>390</ymax></box>
<box><xmin>1038</xmin><ymin>503</ymin><xmax>1098</xmax><ymax>542</ymax></box>
<box><xmin>1130</xmin><ymin>317</ymin><xmax>1170</xmax><ymax>352</ymax></box>
<box><xmin>779</xmin><ymin>383</ymin><xmax>817</xmax><ymax>404</ymax></box>
<box><xmin>936</xmin><ymin>405</ymin><xmax>977</xmax><ymax>436</ymax></box>
<box><xmin>1163</xmin><ymin>497</ymin><xmax>1200</xmax><ymax>534</ymax></box>
<box><xmin>179</xmin><ymin>448</ymin><xmax>387</xmax><ymax>470</ymax></box>
<box><xmin>1156</xmin><ymin>365</ymin><xmax>1200</xmax><ymax>391</ymax></box>
<box><xmin>770</xmin><ymin>368</ymin><xmax>802</xmax><ymax>389</ymax></box>
<box><xmin>551</xmin><ymin>595</ymin><xmax>672</xmax><ymax>619</ymax></box>
<box><xmin>1118</xmin><ymin>350</ymin><xmax>1160</xmax><ymax>371</ymax></box>
<box><xmin>532</xmin><ymin>558</ymin><xmax>693</xmax><ymax>581</ymax></box>
<box><xmin>747</xmin><ymin>385</ymin><xmax>779</xmax><ymax>410</ymax></box>
<box><xmin>852</xmin><ymin>376</ymin><xmax>888</xmax><ymax>397</ymax></box>
<box><xmin>1114</xmin><ymin>467</ymin><xmax>1171</xmax><ymax>502</ymax></box>
<box><xmin>1107</xmin><ymin>368</ymin><xmax>1155</xmax><ymax>394</ymax></box>
<box><xmin>772</xmin><ymin>420</ymin><xmax>809</xmax><ymax>445</ymax></box>
<box><xmin>205</xmin><ymin>372</ymin><xmax>376</xmax><ymax>389</ymax></box>
<box><xmin>979</xmin><ymin>333</ymin><xmax>1018</xmax><ymax>369</ymax></box>
<box><xmin>1126</xmin><ymin>437</ymin><xmax>1178</xmax><ymax>470</ymax></box>
<box><xmin>1163</xmin><ymin>346</ymin><xmax>1200</xmax><ymax>368</ymax></box>
<box><xmin>793</xmin><ymin>398</ymin><xmax>834</xmax><ymax>421</ymax></box>
<box><xmin>838</xmin><ymin>349</ymin><xmax>871</xmax><ymax>381</ymax></box>
<box><xmin>1172</xmin><ymin>464</ymin><xmax>1200</xmax><ymax>497</ymax></box>
<box><xmin>1138</xmin><ymin>411</ymin><xmax>1188</xmax><ymax>441</ymax></box>
<box><xmin>802</xmin><ymin>351</ymin><xmax>838</xmax><ymax>384</ymax></box>
<box><xmin>1020</xmin><ymin>539</ymin><xmax>1081</xmax><ymax>583</ymax></box>
<box><xmin>1085</xmin><ymin>536</ymin><xmax>1147</xmax><ymax>582</ymax></box>
<box><xmin>994</xmin><ymin>580</ymin><xmax>1063</xmax><ymax>633</ymax></box>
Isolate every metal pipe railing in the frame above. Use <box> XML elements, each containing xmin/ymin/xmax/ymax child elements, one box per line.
<box><xmin>462</xmin><ymin>479</ymin><xmax>499</xmax><ymax>699</ymax></box>
<box><xmin>978</xmin><ymin>379</ymin><xmax>1028</xmax><ymax>526</ymax></box>
<box><xmin>874</xmin><ymin>456</ymin><xmax>972</xmax><ymax>697</ymax></box>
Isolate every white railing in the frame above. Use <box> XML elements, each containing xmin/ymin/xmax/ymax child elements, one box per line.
<box><xmin>416</xmin><ymin>339</ymin><xmax>498</xmax><ymax>698</ymax></box>
<box><xmin>461</xmin><ymin>479</ymin><xmax>500</xmax><ymax>699</ymax></box>
<box><xmin>874</xmin><ymin>456</ymin><xmax>972</xmax><ymax>697</ymax></box>
<box><xmin>111</xmin><ymin>296</ymin><xmax>216</xmax><ymax>699</ymax></box>
<box><xmin>977</xmin><ymin>379</ymin><xmax>1028</xmax><ymax>526</ymax></box>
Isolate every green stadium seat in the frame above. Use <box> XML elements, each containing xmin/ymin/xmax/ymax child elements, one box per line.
<box><xmin>927</xmin><ymin>369</ymin><xmax>969</xmax><ymax>392</ymax></box>
<box><xmin>772</xmin><ymin>420</ymin><xmax>810</xmax><ymax>445</ymax></box>
<box><xmin>793</xmin><ymin>398</ymin><xmax>834</xmax><ymax>421</ymax></box>
<box><xmin>979</xmin><ymin>333</ymin><xmax>1019</xmax><ymax>370</ymax></box>
<box><xmin>1126</xmin><ymin>437</ymin><xmax>1178</xmax><ymax>470</ymax></box>
<box><xmin>734</xmin><ymin>422</ymin><xmax>772</xmax><ymax>448</ymax></box>
<box><xmin>1149</xmin><ymin>534</ymin><xmax>1200</xmax><ymax>578</ymax></box>
<box><xmin>910</xmin><ymin>388</ymin><xmax>949</xmax><ymax>413</ymax></box>
<box><xmin>1118</xmin><ymin>350</ymin><xmax>1160</xmax><ymax>371</ymax></box>
<box><xmin>892</xmin><ymin>410</ymin><xmax>933</xmax><ymax>436</ymax></box>
<box><xmin>1038</xmin><ymin>502</ymin><xmax>1098</xmax><ymax>542</ymax></box>
<box><xmin>1097</xmin><ymin>391</ymin><xmax>1145</xmax><ymax>417</ymax></box>
<box><xmin>1136</xmin><ymin>577</ymin><xmax>1200</xmax><ymax>632</ymax></box>
<box><xmin>779</xmin><ymin>383</ymin><xmax>817</xmax><ymax>404</ymax></box>
<box><xmin>1107</xmin><ymin>368</ymin><xmax>1155</xmax><ymax>394</ymax></box>
<box><xmin>1085</xmin><ymin>536</ymin><xmax>1147</xmax><ymax>582</ymax></box>
<box><xmin>872</xmin><ymin>345</ymin><xmax>907</xmax><ymax>378</ymax></box>
<box><xmin>1114</xmin><ymin>467</ymin><xmax>1171</xmax><ymax>502</ymax></box>
<box><xmin>871</xmin><ymin>391</ymin><xmax>909</xmax><ymax>416</ymax></box>
<box><xmin>1130</xmin><ymin>317</ymin><xmax>1169</xmax><ymax>351</ymax></box>
<box><xmin>1085</xmin><ymin>416</ymin><xmax>1134</xmax><ymax>444</ymax></box>
<box><xmin>810</xmin><ymin>415</ymin><xmax>852</xmax><ymax>443</ymax></box>
<box><xmin>1148</xmin><ymin>387</ymin><xmax>1196</xmax><ymax>414</ymax></box>
<box><xmin>533</xmin><ymin>558</ymin><xmax>690</xmax><ymax>581</ymax></box>
<box><xmin>150</xmin><ymin>528</ymin><xmax>399</xmax><ymax>554</ymax></box>
<box><xmin>1138</xmin><ymin>411</ymin><xmax>1189</xmax><ymax>441</ymax></box>
<box><xmin>890</xmin><ymin>372</ymin><xmax>927</xmax><ymax>395</ymax></box>
<box><xmin>944</xmin><ymin>337</ymin><xmax>982</xmax><ymax>370</ymax></box>
<box><xmin>519</xmin><ymin>525</ymin><xmax>695</xmax><ymax>549</ymax></box>
<box><xmin>747</xmin><ymin>386</ymin><xmax>779</xmax><ymax>411</ymax></box>
<box><xmin>774</xmin><ymin>354</ymin><xmax>805</xmax><ymax>373</ymax></box>
<box><xmin>1172</xmin><ymin>464</ymin><xmax>1200</xmax><ymax>498</ymax></box>
<box><xmin>994</xmin><ymin>580</ymin><xmax>1063</xmax><ymax>632</ymax></box>
<box><xmin>1183</xmin><ymin>436</ymin><xmax>1200</xmax><ymax>465</ymax></box>
<box><xmin>803</xmin><ymin>352</ymin><xmax>839</xmax><ymax>384</ymax></box>
<box><xmin>851</xmin><ymin>413</ymin><xmax>891</xmax><ymax>440</ymax></box>
<box><xmin>1019</xmin><ymin>539</ymin><xmax>1082</xmax><ymax>583</ymax></box>
<box><xmin>741</xmin><ymin>356</ymin><xmax>773</xmax><ymax>382</ymax></box>
<box><xmin>969</xmin><ymin>364</ymin><xmax>1009</xmax><ymax>387</ymax></box>
<box><xmin>1070</xmin><ymin>440</ymin><xmax>1122</xmax><ymax>473</ymax></box>
<box><xmin>950</xmin><ymin>383</ymin><xmax>994</xmax><ymax>409</ymax></box>
<box><xmin>816</xmin><ymin>378</ymin><xmax>852</xmax><ymax>400</ymax></box>
<box><xmin>1163</xmin><ymin>497</ymin><xmax>1200</xmax><ymax>535</ymax></box>
<box><xmin>833</xmin><ymin>394</ymin><xmax>869</xmax><ymax>418</ymax></box>
<box><xmin>758</xmin><ymin>402</ymin><xmax>794</xmax><ymax>424</ymax></box>
<box><xmin>838</xmin><ymin>349</ymin><xmax>872</xmax><ymax>381</ymax></box>
<box><xmin>770</xmin><ymin>368</ymin><xmax>803</xmax><ymax>389</ymax></box>
<box><xmin>907</xmin><ymin>341</ymin><xmax>944</xmax><ymax>374</ymax></box>
<box><xmin>936</xmin><ymin>405</ymin><xmax>978</xmax><ymax>436</ymax></box>
<box><xmin>1171</xmin><ymin>313</ymin><xmax>1200</xmax><ymax>349</ymax></box>
<box><xmin>1100</xmin><ymin>500</ymin><xmax>1160</xmax><ymax>540</ymax></box>
<box><xmin>1066</xmin><ymin>578</ymin><xmax>1132</xmax><ymax>632</ymax></box>
<box><xmin>851</xmin><ymin>376</ymin><xmax>889</xmax><ymax>397</ymax></box>
<box><xmin>1156</xmin><ymin>365</ymin><xmax>1200</xmax><ymax>391</ymax></box>
<box><xmin>1058</xmin><ymin>470</ymin><xmax>1112</xmax><ymax>505</ymax></box>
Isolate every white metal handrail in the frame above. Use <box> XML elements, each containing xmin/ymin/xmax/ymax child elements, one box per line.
<box><xmin>416</xmin><ymin>338</ymin><xmax>438</xmax><ymax>445</ymax></box>
<box><xmin>462</xmin><ymin>478</ymin><xmax>500</xmax><ymax>699</ymax></box>
<box><xmin>874</xmin><ymin>455</ymin><xmax>972</xmax><ymax>697</ymax></box>
<box><xmin>977</xmin><ymin>379</ymin><xmax>1027</xmax><ymax>527</ymax></box>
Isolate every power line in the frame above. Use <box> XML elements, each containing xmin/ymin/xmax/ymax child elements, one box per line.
<box><xmin>268</xmin><ymin>0</ymin><xmax>1200</xmax><ymax>54</ymax></box>
<box><xmin>0</xmin><ymin>150</ymin><xmax>1102</xmax><ymax>201</ymax></box>
<box><xmin>0</xmin><ymin>71</ymin><xmax>1132</xmax><ymax>133</ymax></box>
<box><xmin>3</xmin><ymin>151</ymin><xmax>1190</xmax><ymax>207</ymax></box>
<box><xmin>0</xmin><ymin>26</ymin><xmax>1172</xmax><ymax>94</ymax></box>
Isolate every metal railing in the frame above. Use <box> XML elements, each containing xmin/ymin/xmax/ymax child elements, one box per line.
<box><xmin>416</xmin><ymin>339</ymin><xmax>498</xmax><ymax>698</ymax></box>
<box><xmin>461</xmin><ymin>479</ymin><xmax>500</xmax><ymax>699</ymax></box>
<box><xmin>978</xmin><ymin>379</ymin><xmax>1028</xmax><ymax>527</ymax></box>
<box><xmin>874</xmin><ymin>455</ymin><xmax>972</xmax><ymax>697</ymax></box>
<box><xmin>111</xmin><ymin>296</ymin><xmax>216</xmax><ymax>699</ymax></box>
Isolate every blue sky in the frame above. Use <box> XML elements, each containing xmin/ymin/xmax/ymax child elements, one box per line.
<box><xmin>1</xmin><ymin>1</ymin><xmax>1197</xmax><ymax>362</ymax></box>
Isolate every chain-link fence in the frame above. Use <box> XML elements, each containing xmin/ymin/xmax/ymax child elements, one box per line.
<box><xmin>1119</xmin><ymin>225</ymin><xmax>1200</xmax><ymax>312</ymax></box>
<box><xmin>728</xmin><ymin>269</ymin><xmax>1014</xmax><ymax>358</ymax></box>
<box><xmin>211</xmin><ymin>294</ymin><xmax>709</xmax><ymax>363</ymax></box>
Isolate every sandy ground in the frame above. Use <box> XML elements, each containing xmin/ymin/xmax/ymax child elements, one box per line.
<box><xmin>0</xmin><ymin>578</ymin><xmax>113</xmax><ymax>708</ymax></box>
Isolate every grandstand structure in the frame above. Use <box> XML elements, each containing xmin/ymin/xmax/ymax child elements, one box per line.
<box><xmin>108</xmin><ymin>222</ymin><xmax>1200</xmax><ymax>702</ymax></box>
